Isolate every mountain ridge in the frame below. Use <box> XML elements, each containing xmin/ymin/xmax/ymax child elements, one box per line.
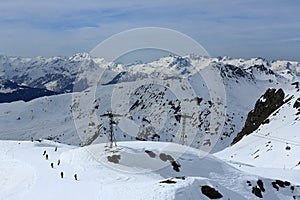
<box><xmin>0</xmin><ymin>53</ymin><xmax>299</xmax><ymax>154</ymax></box>
<box><xmin>0</xmin><ymin>53</ymin><xmax>299</xmax><ymax>96</ymax></box>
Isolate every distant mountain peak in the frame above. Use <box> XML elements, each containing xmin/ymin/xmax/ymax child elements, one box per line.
<box><xmin>68</xmin><ymin>52</ymin><xmax>91</xmax><ymax>61</ymax></box>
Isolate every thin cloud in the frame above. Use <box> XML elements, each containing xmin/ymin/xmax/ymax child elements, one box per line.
<box><xmin>281</xmin><ymin>38</ymin><xmax>300</xmax><ymax>43</ymax></box>
<box><xmin>0</xmin><ymin>0</ymin><xmax>299</xmax><ymax>60</ymax></box>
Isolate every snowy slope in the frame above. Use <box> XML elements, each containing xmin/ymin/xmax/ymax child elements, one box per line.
<box><xmin>214</xmin><ymin>87</ymin><xmax>300</xmax><ymax>191</ymax></box>
<box><xmin>1</xmin><ymin>140</ymin><xmax>299</xmax><ymax>200</ymax></box>
<box><xmin>0</xmin><ymin>93</ymin><xmax>82</xmax><ymax>145</ymax></box>
<box><xmin>215</xmin><ymin>88</ymin><xmax>300</xmax><ymax>169</ymax></box>
<box><xmin>0</xmin><ymin>67</ymin><xmax>275</xmax><ymax>152</ymax></box>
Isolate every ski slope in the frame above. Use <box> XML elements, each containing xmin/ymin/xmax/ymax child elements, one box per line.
<box><xmin>0</xmin><ymin>140</ymin><xmax>299</xmax><ymax>200</ymax></box>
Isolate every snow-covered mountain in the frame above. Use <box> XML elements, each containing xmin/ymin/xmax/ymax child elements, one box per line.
<box><xmin>0</xmin><ymin>54</ymin><xmax>299</xmax><ymax>98</ymax></box>
<box><xmin>0</xmin><ymin>53</ymin><xmax>300</xmax><ymax>199</ymax></box>
<box><xmin>1</xmin><ymin>54</ymin><xmax>298</xmax><ymax>149</ymax></box>
<box><xmin>0</xmin><ymin>53</ymin><xmax>107</xmax><ymax>97</ymax></box>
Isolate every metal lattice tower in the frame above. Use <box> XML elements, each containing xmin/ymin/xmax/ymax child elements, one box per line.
<box><xmin>178</xmin><ymin>114</ymin><xmax>193</xmax><ymax>145</ymax></box>
<box><xmin>100</xmin><ymin>112</ymin><xmax>123</xmax><ymax>148</ymax></box>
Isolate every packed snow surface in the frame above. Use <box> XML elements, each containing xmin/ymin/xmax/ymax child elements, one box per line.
<box><xmin>0</xmin><ymin>140</ymin><xmax>299</xmax><ymax>200</ymax></box>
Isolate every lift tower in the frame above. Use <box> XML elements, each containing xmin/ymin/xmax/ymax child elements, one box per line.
<box><xmin>100</xmin><ymin>112</ymin><xmax>123</xmax><ymax>148</ymax></box>
<box><xmin>176</xmin><ymin>114</ymin><xmax>193</xmax><ymax>145</ymax></box>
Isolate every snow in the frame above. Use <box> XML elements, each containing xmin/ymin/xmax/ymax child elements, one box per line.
<box><xmin>1</xmin><ymin>140</ymin><xmax>299</xmax><ymax>200</ymax></box>
<box><xmin>0</xmin><ymin>140</ymin><xmax>99</xmax><ymax>200</ymax></box>
<box><xmin>0</xmin><ymin>53</ymin><xmax>300</xmax><ymax>199</ymax></box>
<box><xmin>215</xmin><ymin>89</ymin><xmax>300</xmax><ymax>191</ymax></box>
<box><xmin>0</xmin><ymin>159</ymin><xmax>36</xmax><ymax>200</ymax></box>
<box><xmin>44</xmin><ymin>80</ymin><xmax>58</xmax><ymax>91</ymax></box>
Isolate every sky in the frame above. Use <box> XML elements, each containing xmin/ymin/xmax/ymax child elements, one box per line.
<box><xmin>0</xmin><ymin>0</ymin><xmax>299</xmax><ymax>61</ymax></box>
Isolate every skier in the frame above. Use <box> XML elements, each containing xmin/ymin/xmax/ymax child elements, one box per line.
<box><xmin>57</xmin><ymin>159</ymin><xmax>60</xmax><ymax>166</ymax></box>
<box><xmin>45</xmin><ymin>154</ymin><xmax>48</xmax><ymax>160</ymax></box>
<box><xmin>43</xmin><ymin>150</ymin><xmax>46</xmax><ymax>155</ymax></box>
<box><xmin>54</xmin><ymin>147</ymin><xmax>57</xmax><ymax>152</ymax></box>
<box><xmin>74</xmin><ymin>174</ymin><xmax>78</xmax><ymax>181</ymax></box>
<box><xmin>51</xmin><ymin>163</ymin><xmax>54</xmax><ymax>168</ymax></box>
<box><xmin>60</xmin><ymin>171</ymin><xmax>64</xmax><ymax>178</ymax></box>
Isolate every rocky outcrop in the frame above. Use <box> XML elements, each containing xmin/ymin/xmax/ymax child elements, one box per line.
<box><xmin>293</xmin><ymin>97</ymin><xmax>300</xmax><ymax>115</ymax></box>
<box><xmin>232</xmin><ymin>88</ymin><xmax>285</xmax><ymax>145</ymax></box>
<box><xmin>201</xmin><ymin>185</ymin><xmax>223</xmax><ymax>199</ymax></box>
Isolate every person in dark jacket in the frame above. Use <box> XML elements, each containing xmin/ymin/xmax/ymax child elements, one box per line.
<box><xmin>74</xmin><ymin>174</ymin><xmax>78</xmax><ymax>181</ymax></box>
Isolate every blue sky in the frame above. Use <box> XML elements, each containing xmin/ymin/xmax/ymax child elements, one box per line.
<box><xmin>0</xmin><ymin>0</ymin><xmax>299</xmax><ymax>60</ymax></box>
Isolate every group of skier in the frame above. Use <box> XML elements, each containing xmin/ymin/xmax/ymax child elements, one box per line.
<box><xmin>43</xmin><ymin>148</ymin><xmax>78</xmax><ymax>181</ymax></box>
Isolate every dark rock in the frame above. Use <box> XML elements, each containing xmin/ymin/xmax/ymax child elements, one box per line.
<box><xmin>262</xmin><ymin>119</ymin><xmax>270</xmax><ymax>124</ymax></box>
<box><xmin>291</xmin><ymin>186</ymin><xmax>295</xmax><ymax>191</ymax></box>
<box><xmin>145</xmin><ymin>150</ymin><xmax>156</xmax><ymax>158</ymax></box>
<box><xmin>293</xmin><ymin>98</ymin><xmax>300</xmax><ymax>115</ymax></box>
<box><xmin>284</xmin><ymin>181</ymin><xmax>291</xmax><ymax>186</ymax></box>
<box><xmin>129</xmin><ymin>100</ymin><xmax>142</xmax><ymax>111</ymax></box>
<box><xmin>107</xmin><ymin>154</ymin><xmax>121</xmax><ymax>164</ymax></box>
<box><xmin>247</xmin><ymin>180</ymin><xmax>252</xmax><ymax>186</ymax></box>
<box><xmin>291</xmin><ymin>82</ymin><xmax>299</xmax><ymax>89</ymax></box>
<box><xmin>151</xmin><ymin>134</ymin><xmax>160</xmax><ymax>140</ymax></box>
<box><xmin>232</xmin><ymin>88</ymin><xmax>285</xmax><ymax>145</ymax></box>
<box><xmin>276</xmin><ymin>180</ymin><xmax>285</xmax><ymax>188</ymax></box>
<box><xmin>160</xmin><ymin>179</ymin><xmax>176</xmax><ymax>184</ymax></box>
<box><xmin>103</xmin><ymin>71</ymin><xmax>127</xmax><ymax>85</ymax></box>
<box><xmin>159</xmin><ymin>153</ymin><xmax>174</xmax><ymax>162</ymax></box>
<box><xmin>171</xmin><ymin>161</ymin><xmax>181</xmax><ymax>172</ymax></box>
<box><xmin>252</xmin><ymin>186</ymin><xmax>263</xmax><ymax>198</ymax></box>
<box><xmin>135</xmin><ymin>137</ymin><xmax>147</xmax><ymax>141</ymax></box>
<box><xmin>194</xmin><ymin>97</ymin><xmax>203</xmax><ymax>105</ymax></box>
<box><xmin>272</xmin><ymin>182</ymin><xmax>279</xmax><ymax>191</ymax></box>
<box><xmin>257</xmin><ymin>179</ymin><xmax>265</xmax><ymax>192</ymax></box>
<box><xmin>201</xmin><ymin>185</ymin><xmax>223</xmax><ymax>199</ymax></box>
<box><xmin>175</xmin><ymin>176</ymin><xmax>185</xmax><ymax>180</ymax></box>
